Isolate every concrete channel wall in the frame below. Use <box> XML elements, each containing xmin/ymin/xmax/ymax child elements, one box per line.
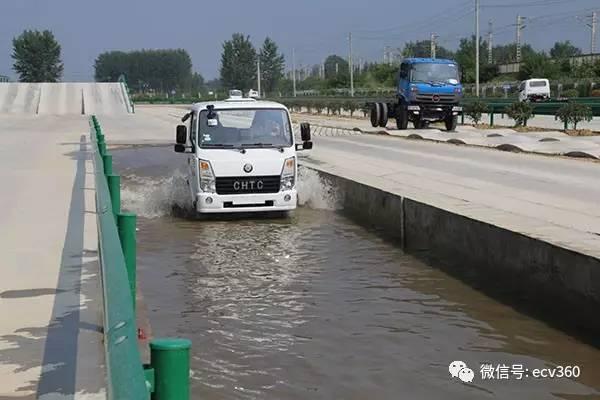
<box><xmin>310</xmin><ymin>167</ymin><xmax>600</xmax><ymax>336</ymax></box>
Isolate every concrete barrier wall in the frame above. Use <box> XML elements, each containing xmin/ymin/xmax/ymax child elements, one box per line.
<box><xmin>310</xmin><ymin>167</ymin><xmax>600</xmax><ymax>336</ymax></box>
<box><xmin>0</xmin><ymin>82</ymin><xmax>131</xmax><ymax>115</ymax></box>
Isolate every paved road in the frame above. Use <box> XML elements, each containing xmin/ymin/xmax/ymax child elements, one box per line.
<box><xmin>304</xmin><ymin>127</ymin><xmax>600</xmax><ymax>259</ymax></box>
<box><xmin>0</xmin><ymin>114</ymin><xmax>105</xmax><ymax>398</ymax></box>
<box><xmin>296</xmin><ymin>113</ymin><xmax>600</xmax><ymax>159</ymax></box>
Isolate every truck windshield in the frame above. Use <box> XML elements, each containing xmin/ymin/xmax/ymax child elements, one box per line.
<box><xmin>198</xmin><ymin>108</ymin><xmax>293</xmax><ymax>148</ymax></box>
<box><xmin>410</xmin><ymin>63</ymin><xmax>459</xmax><ymax>84</ymax></box>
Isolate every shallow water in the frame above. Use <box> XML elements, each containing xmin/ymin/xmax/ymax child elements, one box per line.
<box><xmin>115</xmin><ymin>147</ymin><xmax>600</xmax><ymax>400</ymax></box>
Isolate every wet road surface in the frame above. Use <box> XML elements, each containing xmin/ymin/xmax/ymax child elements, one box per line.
<box><xmin>114</xmin><ymin>146</ymin><xmax>600</xmax><ymax>400</ymax></box>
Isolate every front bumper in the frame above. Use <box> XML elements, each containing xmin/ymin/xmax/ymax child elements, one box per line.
<box><xmin>195</xmin><ymin>189</ymin><xmax>297</xmax><ymax>213</ymax></box>
<box><xmin>408</xmin><ymin>105</ymin><xmax>462</xmax><ymax>121</ymax></box>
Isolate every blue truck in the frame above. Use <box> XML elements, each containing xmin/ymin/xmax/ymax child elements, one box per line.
<box><xmin>370</xmin><ymin>58</ymin><xmax>463</xmax><ymax>131</ymax></box>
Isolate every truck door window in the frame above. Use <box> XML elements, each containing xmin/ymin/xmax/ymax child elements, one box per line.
<box><xmin>399</xmin><ymin>63</ymin><xmax>408</xmax><ymax>79</ymax></box>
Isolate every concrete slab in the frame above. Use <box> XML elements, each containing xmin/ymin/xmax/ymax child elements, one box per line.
<box><xmin>0</xmin><ymin>114</ymin><xmax>106</xmax><ymax>398</ymax></box>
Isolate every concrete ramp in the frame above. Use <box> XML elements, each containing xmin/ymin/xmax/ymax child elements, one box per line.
<box><xmin>0</xmin><ymin>82</ymin><xmax>131</xmax><ymax>115</ymax></box>
<box><xmin>83</xmin><ymin>83</ymin><xmax>130</xmax><ymax>115</ymax></box>
<box><xmin>0</xmin><ymin>83</ymin><xmax>41</xmax><ymax>114</ymax></box>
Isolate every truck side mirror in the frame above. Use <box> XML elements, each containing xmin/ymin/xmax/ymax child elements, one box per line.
<box><xmin>176</xmin><ymin>125</ymin><xmax>187</xmax><ymax>144</ymax></box>
<box><xmin>300</xmin><ymin>122</ymin><xmax>311</xmax><ymax>141</ymax></box>
<box><xmin>174</xmin><ymin>144</ymin><xmax>186</xmax><ymax>153</ymax></box>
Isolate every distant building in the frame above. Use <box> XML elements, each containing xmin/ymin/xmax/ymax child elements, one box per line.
<box><xmin>0</xmin><ymin>75</ymin><xmax>9</xmax><ymax>82</ymax></box>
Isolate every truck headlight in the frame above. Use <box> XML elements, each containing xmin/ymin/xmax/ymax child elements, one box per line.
<box><xmin>199</xmin><ymin>159</ymin><xmax>216</xmax><ymax>193</ymax></box>
<box><xmin>280</xmin><ymin>157</ymin><xmax>295</xmax><ymax>191</ymax></box>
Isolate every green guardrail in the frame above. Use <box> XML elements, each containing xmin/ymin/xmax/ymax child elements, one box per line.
<box><xmin>91</xmin><ymin>116</ymin><xmax>190</xmax><ymax>400</ymax></box>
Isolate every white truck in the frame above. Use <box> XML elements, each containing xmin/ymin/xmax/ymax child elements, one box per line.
<box><xmin>518</xmin><ymin>79</ymin><xmax>551</xmax><ymax>102</ymax></box>
<box><xmin>174</xmin><ymin>90</ymin><xmax>313</xmax><ymax>214</ymax></box>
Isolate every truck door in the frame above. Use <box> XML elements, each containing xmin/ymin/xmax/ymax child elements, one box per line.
<box><xmin>187</xmin><ymin>112</ymin><xmax>199</xmax><ymax>199</ymax></box>
<box><xmin>398</xmin><ymin>63</ymin><xmax>409</xmax><ymax>101</ymax></box>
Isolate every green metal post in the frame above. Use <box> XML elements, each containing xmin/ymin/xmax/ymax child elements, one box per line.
<box><xmin>489</xmin><ymin>111</ymin><xmax>494</xmax><ymax>126</ymax></box>
<box><xmin>102</xmin><ymin>154</ymin><xmax>113</xmax><ymax>176</ymax></box>
<box><xmin>98</xmin><ymin>141</ymin><xmax>107</xmax><ymax>156</ymax></box>
<box><xmin>461</xmin><ymin>112</ymin><xmax>464</xmax><ymax>125</ymax></box>
<box><xmin>564</xmin><ymin>120</ymin><xmax>568</xmax><ymax>131</ymax></box>
<box><xmin>150</xmin><ymin>339</ymin><xmax>191</xmax><ymax>400</ymax></box>
<box><xmin>117</xmin><ymin>213</ymin><xmax>137</xmax><ymax>312</ymax></box>
<box><xmin>106</xmin><ymin>175</ymin><xmax>121</xmax><ymax>218</ymax></box>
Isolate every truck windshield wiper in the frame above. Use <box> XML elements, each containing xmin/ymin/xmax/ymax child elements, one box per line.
<box><xmin>201</xmin><ymin>143</ymin><xmax>234</xmax><ymax>148</ymax></box>
<box><xmin>242</xmin><ymin>142</ymin><xmax>273</xmax><ymax>147</ymax></box>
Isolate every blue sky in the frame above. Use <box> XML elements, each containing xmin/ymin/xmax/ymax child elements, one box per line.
<box><xmin>0</xmin><ymin>0</ymin><xmax>598</xmax><ymax>80</ymax></box>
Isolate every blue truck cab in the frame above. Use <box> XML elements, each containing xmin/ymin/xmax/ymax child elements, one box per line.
<box><xmin>370</xmin><ymin>58</ymin><xmax>463</xmax><ymax>131</ymax></box>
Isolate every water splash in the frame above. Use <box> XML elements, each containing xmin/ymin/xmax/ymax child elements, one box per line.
<box><xmin>121</xmin><ymin>169</ymin><xmax>192</xmax><ymax>218</ymax></box>
<box><xmin>297</xmin><ymin>167</ymin><xmax>343</xmax><ymax>210</ymax></box>
<box><xmin>120</xmin><ymin>166</ymin><xmax>342</xmax><ymax>218</ymax></box>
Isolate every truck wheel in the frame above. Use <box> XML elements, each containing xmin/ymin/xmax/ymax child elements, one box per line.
<box><xmin>378</xmin><ymin>103</ymin><xmax>388</xmax><ymax>127</ymax></box>
<box><xmin>445</xmin><ymin>115</ymin><xmax>458</xmax><ymax>131</ymax></box>
<box><xmin>395</xmin><ymin>106</ymin><xmax>408</xmax><ymax>130</ymax></box>
<box><xmin>370</xmin><ymin>103</ymin><xmax>380</xmax><ymax>128</ymax></box>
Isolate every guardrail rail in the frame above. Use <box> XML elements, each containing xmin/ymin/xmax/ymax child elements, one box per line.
<box><xmin>91</xmin><ymin>116</ymin><xmax>190</xmax><ymax>400</ymax></box>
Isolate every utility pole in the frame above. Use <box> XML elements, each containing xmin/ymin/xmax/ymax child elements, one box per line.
<box><xmin>256</xmin><ymin>59</ymin><xmax>261</xmax><ymax>97</ymax></box>
<box><xmin>349</xmin><ymin>32</ymin><xmax>355</xmax><ymax>97</ymax></box>
<box><xmin>576</xmin><ymin>12</ymin><xmax>597</xmax><ymax>54</ymax></box>
<box><xmin>475</xmin><ymin>0</ymin><xmax>480</xmax><ymax>97</ymax></box>
<box><xmin>430</xmin><ymin>33</ymin><xmax>438</xmax><ymax>59</ymax></box>
<box><xmin>384</xmin><ymin>46</ymin><xmax>388</xmax><ymax>64</ymax></box>
<box><xmin>593</xmin><ymin>12</ymin><xmax>598</xmax><ymax>54</ymax></box>
<box><xmin>292</xmin><ymin>48</ymin><xmax>297</xmax><ymax>97</ymax></box>
<box><xmin>488</xmin><ymin>20</ymin><xmax>493</xmax><ymax>64</ymax></box>
<box><xmin>516</xmin><ymin>15</ymin><xmax>526</xmax><ymax>63</ymax></box>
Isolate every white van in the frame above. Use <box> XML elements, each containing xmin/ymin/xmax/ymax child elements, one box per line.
<box><xmin>174</xmin><ymin>91</ymin><xmax>313</xmax><ymax>214</ymax></box>
<box><xmin>518</xmin><ymin>79</ymin><xmax>551</xmax><ymax>102</ymax></box>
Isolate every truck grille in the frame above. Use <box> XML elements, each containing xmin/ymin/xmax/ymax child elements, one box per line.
<box><xmin>415</xmin><ymin>93</ymin><xmax>458</xmax><ymax>104</ymax></box>
<box><xmin>216</xmin><ymin>176</ymin><xmax>280</xmax><ymax>195</ymax></box>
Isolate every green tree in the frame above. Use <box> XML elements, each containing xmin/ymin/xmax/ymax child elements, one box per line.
<box><xmin>220</xmin><ymin>33</ymin><xmax>257</xmax><ymax>91</ymax></box>
<box><xmin>518</xmin><ymin>53</ymin><xmax>560</xmax><ymax>80</ymax></box>
<box><xmin>12</xmin><ymin>30</ymin><xmax>63</xmax><ymax>82</ymax></box>
<box><xmin>94</xmin><ymin>49</ymin><xmax>193</xmax><ymax>94</ymax></box>
<box><xmin>324</xmin><ymin>55</ymin><xmax>349</xmax><ymax>88</ymax></box>
<box><xmin>259</xmin><ymin>37</ymin><xmax>285</xmax><ymax>96</ymax></box>
<box><xmin>402</xmin><ymin>40</ymin><xmax>454</xmax><ymax>59</ymax></box>
<box><xmin>550</xmin><ymin>41</ymin><xmax>581</xmax><ymax>59</ymax></box>
<box><xmin>492</xmin><ymin>43</ymin><xmax>537</xmax><ymax>64</ymax></box>
<box><xmin>455</xmin><ymin>36</ymin><xmax>496</xmax><ymax>83</ymax></box>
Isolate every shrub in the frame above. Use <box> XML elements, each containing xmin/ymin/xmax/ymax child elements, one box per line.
<box><xmin>329</xmin><ymin>101</ymin><xmax>342</xmax><ymax>116</ymax></box>
<box><xmin>313</xmin><ymin>100</ymin><xmax>325</xmax><ymax>114</ymax></box>
<box><xmin>464</xmin><ymin>100</ymin><xmax>489</xmax><ymax>125</ymax></box>
<box><xmin>505</xmin><ymin>101</ymin><xmax>534</xmax><ymax>127</ymax></box>
<box><xmin>360</xmin><ymin>103</ymin><xmax>370</xmax><ymax>117</ymax></box>
<box><xmin>343</xmin><ymin>100</ymin><xmax>357</xmax><ymax>117</ymax></box>
<box><xmin>562</xmin><ymin>89</ymin><xmax>579</xmax><ymax>98</ymax></box>
<box><xmin>555</xmin><ymin>102</ymin><xmax>593</xmax><ymax>130</ymax></box>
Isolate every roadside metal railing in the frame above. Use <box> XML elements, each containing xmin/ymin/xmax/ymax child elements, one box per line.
<box><xmin>91</xmin><ymin>116</ymin><xmax>190</xmax><ymax>400</ymax></box>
